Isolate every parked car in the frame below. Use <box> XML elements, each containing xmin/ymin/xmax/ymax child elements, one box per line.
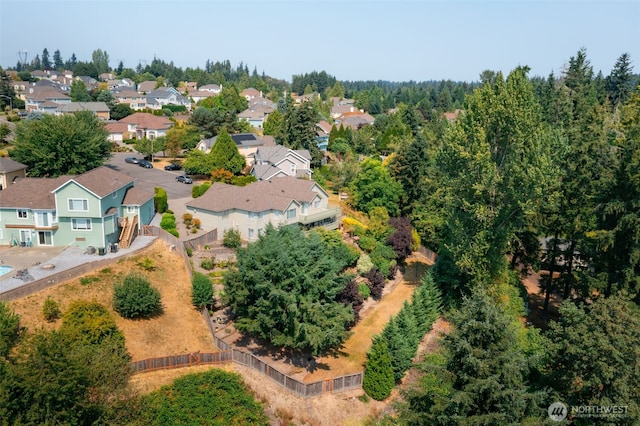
<box><xmin>138</xmin><ymin>159</ymin><xmax>153</xmax><ymax>168</ymax></box>
<box><xmin>176</xmin><ymin>175</ymin><xmax>193</xmax><ymax>184</ymax></box>
<box><xmin>164</xmin><ymin>163</ymin><xmax>182</xmax><ymax>171</ymax></box>
<box><xmin>125</xmin><ymin>156</ymin><xmax>140</xmax><ymax>164</ymax></box>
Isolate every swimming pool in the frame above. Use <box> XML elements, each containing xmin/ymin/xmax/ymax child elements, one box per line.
<box><xmin>0</xmin><ymin>265</ymin><xmax>13</xmax><ymax>277</ymax></box>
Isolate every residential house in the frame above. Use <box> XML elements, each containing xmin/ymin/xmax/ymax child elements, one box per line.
<box><xmin>145</xmin><ymin>88</ymin><xmax>191</xmax><ymax>111</ymax></box>
<box><xmin>0</xmin><ymin>157</ymin><xmax>27</xmax><ymax>191</ymax></box>
<box><xmin>240</xmin><ymin>87</ymin><xmax>261</xmax><ymax>101</ymax></box>
<box><xmin>188</xmin><ymin>90</ymin><xmax>217</xmax><ymax>104</ymax></box>
<box><xmin>112</xmin><ymin>89</ymin><xmax>147</xmax><ymax>110</ymax></box>
<box><xmin>199</xmin><ymin>84</ymin><xmax>222</xmax><ymax>94</ymax></box>
<box><xmin>336</xmin><ymin>111</ymin><xmax>375</xmax><ymax>130</ymax></box>
<box><xmin>24</xmin><ymin>86</ymin><xmax>70</xmax><ymax>112</ymax></box>
<box><xmin>315</xmin><ymin>120</ymin><xmax>332</xmax><ymax>152</ymax></box>
<box><xmin>185</xmin><ymin>176</ymin><xmax>341</xmax><ymax>242</ymax></box>
<box><xmin>118</xmin><ymin>113</ymin><xmax>174</xmax><ymax>139</ymax></box>
<box><xmin>195</xmin><ymin>133</ymin><xmax>274</xmax><ymax>165</ymax></box>
<box><xmin>105</xmin><ymin>122</ymin><xmax>130</xmax><ymax>143</ymax></box>
<box><xmin>251</xmin><ymin>145</ymin><xmax>311</xmax><ymax>180</ymax></box>
<box><xmin>137</xmin><ymin>80</ymin><xmax>157</xmax><ymax>94</ymax></box>
<box><xmin>0</xmin><ymin>166</ymin><xmax>155</xmax><ymax>250</ymax></box>
<box><xmin>294</xmin><ymin>93</ymin><xmax>320</xmax><ymax>104</ymax></box>
<box><xmin>107</xmin><ymin>78</ymin><xmax>136</xmax><ymax>90</ymax></box>
<box><xmin>57</xmin><ymin>102</ymin><xmax>110</xmax><ymax>120</ymax></box>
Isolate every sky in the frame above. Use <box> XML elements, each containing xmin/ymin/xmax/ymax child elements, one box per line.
<box><xmin>1</xmin><ymin>0</ymin><xmax>639</xmax><ymax>83</ymax></box>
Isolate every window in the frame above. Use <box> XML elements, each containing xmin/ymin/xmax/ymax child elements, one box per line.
<box><xmin>287</xmin><ymin>208</ymin><xmax>296</xmax><ymax>219</ymax></box>
<box><xmin>248</xmin><ymin>228</ymin><xmax>255</xmax><ymax>239</ymax></box>
<box><xmin>17</xmin><ymin>209</ymin><xmax>28</xmax><ymax>219</ymax></box>
<box><xmin>290</xmin><ymin>164</ymin><xmax>297</xmax><ymax>175</ymax></box>
<box><xmin>314</xmin><ymin>200</ymin><xmax>320</xmax><ymax>209</ymax></box>
<box><xmin>68</xmin><ymin>199</ymin><xmax>88</xmax><ymax>211</ymax></box>
<box><xmin>248</xmin><ymin>211</ymin><xmax>255</xmax><ymax>219</ymax></box>
<box><xmin>71</xmin><ymin>218</ymin><xmax>91</xmax><ymax>230</ymax></box>
<box><xmin>275</xmin><ymin>211</ymin><xmax>281</xmax><ymax>218</ymax></box>
<box><xmin>127</xmin><ymin>206</ymin><xmax>136</xmax><ymax>213</ymax></box>
<box><xmin>258</xmin><ymin>212</ymin><xmax>264</xmax><ymax>219</ymax></box>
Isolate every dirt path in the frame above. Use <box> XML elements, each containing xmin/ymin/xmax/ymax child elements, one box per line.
<box><xmin>305</xmin><ymin>278</ymin><xmax>418</xmax><ymax>382</ymax></box>
<box><xmin>521</xmin><ymin>270</ymin><xmax>563</xmax><ymax>328</ymax></box>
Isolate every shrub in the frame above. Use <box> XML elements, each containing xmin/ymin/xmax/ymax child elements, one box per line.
<box><xmin>357</xmin><ymin>253</ymin><xmax>374</xmax><ymax>275</ymax></box>
<box><xmin>42</xmin><ymin>296</ymin><xmax>60</xmax><ymax>322</ymax></box>
<box><xmin>358</xmin><ymin>235</ymin><xmax>378</xmax><ymax>253</ymax></box>
<box><xmin>358</xmin><ymin>283</ymin><xmax>371</xmax><ymax>300</ymax></box>
<box><xmin>222</xmin><ymin>228</ymin><xmax>242</xmax><ymax>249</ymax></box>
<box><xmin>192</xmin><ymin>218</ymin><xmax>201</xmax><ymax>229</ymax></box>
<box><xmin>200</xmin><ymin>256</ymin><xmax>216</xmax><ymax>271</ymax></box>
<box><xmin>167</xmin><ymin>228</ymin><xmax>179</xmax><ymax>237</ymax></box>
<box><xmin>61</xmin><ymin>300</ymin><xmax>123</xmax><ymax>345</ymax></box>
<box><xmin>160</xmin><ymin>213</ymin><xmax>178</xmax><ymax>237</ymax></box>
<box><xmin>231</xmin><ymin>175</ymin><xmax>257</xmax><ymax>186</ymax></box>
<box><xmin>113</xmin><ymin>273</ymin><xmax>162</xmax><ymax>319</ymax></box>
<box><xmin>364</xmin><ymin>268</ymin><xmax>386</xmax><ymax>301</ymax></box>
<box><xmin>182</xmin><ymin>213</ymin><xmax>193</xmax><ymax>227</ymax></box>
<box><xmin>137</xmin><ymin>257</ymin><xmax>155</xmax><ymax>271</ymax></box>
<box><xmin>0</xmin><ymin>302</ymin><xmax>20</xmax><ymax>357</ymax></box>
<box><xmin>192</xmin><ymin>272</ymin><xmax>214</xmax><ymax>309</ymax></box>
<box><xmin>154</xmin><ymin>187</ymin><xmax>168</xmax><ymax>213</ymax></box>
<box><xmin>186</xmin><ymin>246</ymin><xmax>193</xmax><ymax>257</ymax></box>
<box><xmin>191</xmin><ymin>185</ymin><xmax>200</xmax><ymax>198</ymax></box>
<box><xmin>198</xmin><ymin>182</ymin><xmax>211</xmax><ymax>197</ymax></box>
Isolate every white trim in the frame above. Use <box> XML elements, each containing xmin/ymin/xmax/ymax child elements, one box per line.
<box><xmin>71</xmin><ymin>218</ymin><xmax>92</xmax><ymax>230</ymax></box>
<box><xmin>68</xmin><ymin>198</ymin><xmax>89</xmax><ymax>211</ymax></box>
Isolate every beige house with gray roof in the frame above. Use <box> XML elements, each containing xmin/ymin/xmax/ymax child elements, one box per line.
<box><xmin>185</xmin><ymin>177</ymin><xmax>340</xmax><ymax>241</ymax></box>
<box><xmin>0</xmin><ymin>157</ymin><xmax>27</xmax><ymax>191</ymax></box>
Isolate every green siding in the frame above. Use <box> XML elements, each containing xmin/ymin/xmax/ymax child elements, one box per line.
<box><xmin>55</xmin><ymin>183</ymin><xmax>101</xmax><ymax>217</ymax></box>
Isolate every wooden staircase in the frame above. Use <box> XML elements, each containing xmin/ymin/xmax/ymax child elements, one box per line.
<box><xmin>118</xmin><ymin>215</ymin><xmax>138</xmax><ymax>249</ymax></box>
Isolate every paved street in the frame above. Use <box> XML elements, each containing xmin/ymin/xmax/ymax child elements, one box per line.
<box><xmin>106</xmin><ymin>152</ymin><xmax>194</xmax><ymax>200</ymax></box>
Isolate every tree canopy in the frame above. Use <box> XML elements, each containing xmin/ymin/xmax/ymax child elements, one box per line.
<box><xmin>223</xmin><ymin>224</ymin><xmax>354</xmax><ymax>355</ymax></box>
<box><xmin>10</xmin><ymin>111</ymin><xmax>111</xmax><ymax>177</ymax></box>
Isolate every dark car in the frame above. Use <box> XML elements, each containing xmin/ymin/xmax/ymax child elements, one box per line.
<box><xmin>164</xmin><ymin>163</ymin><xmax>182</xmax><ymax>171</ymax></box>
<box><xmin>138</xmin><ymin>159</ymin><xmax>153</xmax><ymax>168</ymax></box>
<box><xmin>176</xmin><ymin>175</ymin><xmax>193</xmax><ymax>184</ymax></box>
<box><xmin>125</xmin><ymin>156</ymin><xmax>140</xmax><ymax>164</ymax></box>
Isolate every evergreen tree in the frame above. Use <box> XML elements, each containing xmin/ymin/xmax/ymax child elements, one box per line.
<box><xmin>412</xmin><ymin>272</ymin><xmax>442</xmax><ymax>335</ymax></box>
<box><xmin>52</xmin><ymin>49</ymin><xmax>64</xmax><ymax>70</ymax></box>
<box><xmin>606</xmin><ymin>52</ymin><xmax>635</xmax><ymax>107</ymax></box>
<box><xmin>363</xmin><ymin>337</ymin><xmax>395</xmax><ymax>400</ymax></box>
<box><xmin>41</xmin><ymin>48</ymin><xmax>51</xmax><ymax>70</ymax></box>
<box><xmin>209</xmin><ymin>128</ymin><xmax>246</xmax><ymax>174</ymax></box>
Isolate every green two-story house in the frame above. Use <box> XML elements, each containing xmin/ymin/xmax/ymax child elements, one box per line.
<box><xmin>0</xmin><ymin>166</ymin><xmax>155</xmax><ymax>250</ymax></box>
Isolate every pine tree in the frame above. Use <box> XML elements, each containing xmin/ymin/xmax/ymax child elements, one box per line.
<box><xmin>209</xmin><ymin>128</ymin><xmax>245</xmax><ymax>174</ymax></box>
<box><xmin>363</xmin><ymin>336</ymin><xmax>395</xmax><ymax>400</ymax></box>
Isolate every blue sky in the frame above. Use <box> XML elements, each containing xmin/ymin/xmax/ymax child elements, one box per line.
<box><xmin>1</xmin><ymin>0</ymin><xmax>638</xmax><ymax>82</ymax></box>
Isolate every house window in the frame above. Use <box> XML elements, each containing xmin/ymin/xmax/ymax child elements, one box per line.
<box><xmin>258</xmin><ymin>212</ymin><xmax>264</xmax><ymax>219</ymax></box>
<box><xmin>249</xmin><ymin>212</ymin><xmax>255</xmax><ymax>219</ymax></box>
<box><xmin>248</xmin><ymin>228</ymin><xmax>255</xmax><ymax>239</ymax></box>
<box><xmin>290</xmin><ymin>164</ymin><xmax>296</xmax><ymax>175</ymax></box>
<box><xmin>68</xmin><ymin>199</ymin><xmax>89</xmax><ymax>211</ymax></box>
<box><xmin>274</xmin><ymin>211</ymin><xmax>281</xmax><ymax>218</ymax></box>
<box><xmin>112</xmin><ymin>191</ymin><xmax>117</xmax><ymax>199</ymax></box>
<box><xmin>287</xmin><ymin>208</ymin><xmax>296</xmax><ymax>219</ymax></box>
<box><xmin>71</xmin><ymin>218</ymin><xmax>91</xmax><ymax>231</ymax></box>
<box><xmin>127</xmin><ymin>206</ymin><xmax>136</xmax><ymax>213</ymax></box>
<box><xmin>17</xmin><ymin>209</ymin><xmax>28</xmax><ymax>219</ymax></box>
<box><xmin>314</xmin><ymin>200</ymin><xmax>320</xmax><ymax>209</ymax></box>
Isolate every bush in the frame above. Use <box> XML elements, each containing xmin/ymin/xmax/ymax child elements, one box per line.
<box><xmin>357</xmin><ymin>253</ymin><xmax>374</xmax><ymax>275</ymax></box>
<box><xmin>154</xmin><ymin>187</ymin><xmax>168</xmax><ymax>213</ymax></box>
<box><xmin>192</xmin><ymin>272</ymin><xmax>214</xmax><ymax>309</ymax></box>
<box><xmin>182</xmin><ymin>213</ymin><xmax>193</xmax><ymax>227</ymax></box>
<box><xmin>358</xmin><ymin>283</ymin><xmax>371</xmax><ymax>300</ymax></box>
<box><xmin>191</xmin><ymin>185</ymin><xmax>200</xmax><ymax>198</ymax></box>
<box><xmin>42</xmin><ymin>296</ymin><xmax>60</xmax><ymax>322</ymax></box>
<box><xmin>113</xmin><ymin>273</ymin><xmax>162</xmax><ymax>319</ymax></box>
<box><xmin>200</xmin><ymin>256</ymin><xmax>216</xmax><ymax>271</ymax></box>
<box><xmin>358</xmin><ymin>235</ymin><xmax>378</xmax><ymax>253</ymax></box>
<box><xmin>160</xmin><ymin>213</ymin><xmax>178</xmax><ymax>237</ymax></box>
<box><xmin>364</xmin><ymin>268</ymin><xmax>386</xmax><ymax>301</ymax></box>
<box><xmin>192</xmin><ymin>218</ymin><xmax>201</xmax><ymax>229</ymax></box>
<box><xmin>223</xmin><ymin>228</ymin><xmax>242</xmax><ymax>249</ymax></box>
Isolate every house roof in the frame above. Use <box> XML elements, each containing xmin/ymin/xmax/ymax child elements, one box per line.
<box><xmin>0</xmin><ymin>175</ymin><xmax>70</xmax><ymax>209</ymax></box>
<box><xmin>317</xmin><ymin>120</ymin><xmax>332</xmax><ymax>135</ymax></box>
<box><xmin>118</xmin><ymin>112</ymin><xmax>173</xmax><ymax>130</ymax></box>
<box><xmin>137</xmin><ymin>81</ymin><xmax>157</xmax><ymax>93</ymax></box>
<box><xmin>24</xmin><ymin>87</ymin><xmax>70</xmax><ymax>101</ymax></box>
<box><xmin>56</xmin><ymin>166</ymin><xmax>135</xmax><ymax>198</ymax></box>
<box><xmin>122</xmin><ymin>186</ymin><xmax>154</xmax><ymax>206</ymax></box>
<box><xmin>104</xmin><ymin>122</ymin><xmax>129</xmax><ymax>133</ymax></box>
<box><xmin>58</xmin><ymin>102</ymin><xmax>110</xmax><ymax>113</ymax></box>
<box><xmin>199</xmin><ymin>133</ymin><xmax>267</xmax><ymax>150</ymax></box>
<box><xmin>240</xmin><ymin>88</ymin><xmax>261</xmax><ymax>98</ymax></box>
<box><xmin>186</xmin><ymin>176</ymin><xmax>322</xmax><ymax>213</ymax></box>
<box><xmin>256</xmin><ymin>145</ymin><xmax>311</xmax><ymax>164</ymax></box>
<box><xmin>251</xmin><ymin>164</ymin><xmax>288</xmax><ymax>181</ymax></box>
<box><xmin>0</xmin><ymin>157</ymin><xmax>27</xmax><ymax>173</ymax></box>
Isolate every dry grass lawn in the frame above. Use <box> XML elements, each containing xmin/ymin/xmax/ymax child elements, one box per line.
<box><xmin>9</xmin><ymin>239</ymin><xmax>216</xmax><ymax>361</ymax></box>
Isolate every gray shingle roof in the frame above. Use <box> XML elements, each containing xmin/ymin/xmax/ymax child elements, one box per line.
<box><xmin>186</xmin><ymin>177</ymin><xmax>322</xmax><ymax>213</ymax></box>
<box><xmin>0</xmin><ymin>157</ymin><xmax>27</xmax><ymax>173</ymax></box>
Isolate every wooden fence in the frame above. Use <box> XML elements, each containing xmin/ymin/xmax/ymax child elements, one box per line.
<box><xmin>184</xmin><ymin>229</ymin><xmax>218</xmax><ymax>251</ymax></box>
<box><xmin>143</xmin><ymin>225</ymin><xmax>192</xmax><ymax>277</ymax></box>
<box><xmin>130</xmin><ymin>351</ymin><xmax>232</xmax><ymax>373</ymax></box>
<box><xmin>417</xmin><ymin>245</ymin><xmax>438</xmax><ymax>263</ymax></box>
<box><xmin>200</xmin><ymin>308</ymin><xmax>363</xmax><ymax>398</ymax></box>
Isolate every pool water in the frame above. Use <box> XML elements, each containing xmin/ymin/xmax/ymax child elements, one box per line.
<box><xmin>0</xmin><ymin>265</ymin><xmax>13</xmax><ymax>277</ymax></box>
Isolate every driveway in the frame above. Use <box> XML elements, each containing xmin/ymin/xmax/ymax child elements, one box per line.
<box><xmin>106</xmin><ymin>152</ymin><xmax>194</xmax><ymax>200</ymax></box>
